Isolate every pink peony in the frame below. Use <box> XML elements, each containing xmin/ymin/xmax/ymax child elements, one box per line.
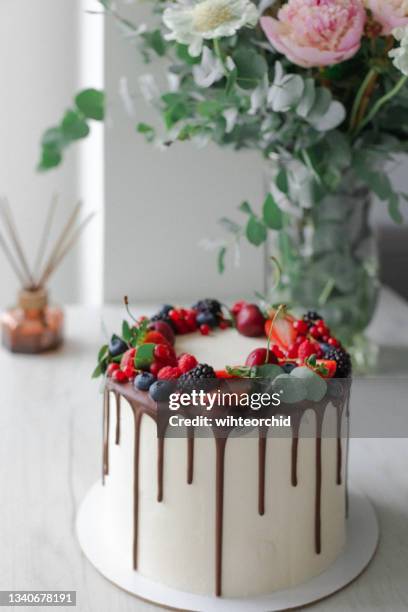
<box><xmin>365</xmin><ymin>0</ymin><xmax>408</xmax><ymax>35</ymax></box>
<box><xmin>261</xmin><ymin>0</ymin><xmax>366</xmax><ymax>68</ymax></box>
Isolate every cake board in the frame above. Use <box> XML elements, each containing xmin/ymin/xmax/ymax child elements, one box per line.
<box><xmin>76</xmin><ymin>482</ymin><xmax>378</xmax><ymax>612</ymax></box>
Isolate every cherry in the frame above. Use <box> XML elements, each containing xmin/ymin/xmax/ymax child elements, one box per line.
<box><xmin>149</xmin><ymin>320</ymin><xmax>175</xmax><ymax>345</ymax></box>
<box><xmin>200</xmin><ymin>324</ymin><xmax>210</xmax><ymax>336</ymax></box>
<box><xmin>245</xmin><ymin>348</ymin><xmax>278</xmax><ymax>367</ymax></box>
<box><xmin>236</xmin><ymin>304</ymin><xmax>265</xmax><ymax>337</ymax></box>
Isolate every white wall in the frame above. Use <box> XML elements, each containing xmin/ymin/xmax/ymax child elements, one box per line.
<box><xmin>104</xmin><ymin>3</ymin><xmax>265</xmax><ymax>305</ymax></box>
<box><xmin>0</xmin><ymin>0</ymin><xmax>82</xmax><ymax>308</ymax></box>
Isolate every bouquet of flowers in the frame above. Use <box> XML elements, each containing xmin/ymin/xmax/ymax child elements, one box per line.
<box><xmin>39</xmin><ymin>0</ymin><xmax>408</xmax><ymax>340</ymax></box>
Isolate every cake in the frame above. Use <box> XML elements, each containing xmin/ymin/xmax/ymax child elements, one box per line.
<box><xmin>92</xmin><ymin>299</ymin><xmax>352</xmax><ymax>599</ymax></box>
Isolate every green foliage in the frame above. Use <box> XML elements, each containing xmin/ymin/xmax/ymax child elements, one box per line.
<box><xmin>38</xmin><ymin>88</ymin><xmax>105</xmax><ymax>171</ymax></box>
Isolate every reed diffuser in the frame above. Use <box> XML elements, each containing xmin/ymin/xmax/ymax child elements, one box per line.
<box><xmin>0</xmin><ymin>196</ymin><xmax>94</xmax><ymax>354</ymax></box>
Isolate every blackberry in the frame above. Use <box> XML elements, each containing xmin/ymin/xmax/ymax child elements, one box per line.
<box><xmin>303</xmin><ymin>310</ymin><xmax>323</xmax><ymax>329</ymax></box>
<box><xmin>325</xmin><ymin>347</ymin><xmax>352</xmax><ymax>378</ymax></box>
<box><xmin>192</xmin><ymin>299</ymin><xmax>222</xmax><ymax>317</ymax></box>
<box><xmin>178</xmin><ymin>363</ymin><xmax>216</xmax><ymax>392</ymax></box>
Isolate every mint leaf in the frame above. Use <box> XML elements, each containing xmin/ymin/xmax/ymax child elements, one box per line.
<box><xmin>135</xmin><ymin>343</ymin><xmax>155</xmax><ymax>368</ymax></box>
<box><xmin>122</xmin><ymin>321</ymin><xmax>132</xmax><ymax>343</ymax></box>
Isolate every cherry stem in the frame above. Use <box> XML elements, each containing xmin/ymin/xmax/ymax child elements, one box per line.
<box><xmin>265</xmin><ymin>304</ymin><xmax>286</xmax><ymax>365</ymax></box>
<box><xmin>123</xmin><ymin>295</ymin><xmax>139</xmax><ymax>325</ymax></box>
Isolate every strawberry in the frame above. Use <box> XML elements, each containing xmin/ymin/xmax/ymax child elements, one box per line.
<box><xmin>120</xmin><ymin>348</ymin><xmax>136</xmax><ymax>370</ymax></box>
<box><xmin>158</xmin><ymin>366</ymin><xmax>182</xmax><ymax>380</ymax></box>
<box><xmin>313</xmin><ymin>359</ymin><xmax>337</xmax><ymax>379</ymax></box>
<box><xmin>178</xmin><ymin>353</ymin><xmax>198</xmax><ymax>373</ymax></box>
<box><xmin>215</xmin><ymin>370</ymin><xmax>237</xmax><ymax>379</ymax></box>
<box><xmin>265</xmin><ymin>311</ymin><xmax>297</xmax><ymax>349</ymax></box>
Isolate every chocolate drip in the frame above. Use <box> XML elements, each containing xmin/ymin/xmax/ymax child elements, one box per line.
<box><xmin>115</xmin><ymin>392</ymin><xmax>121</xmax><ymax>445</ymax></box>
<box><xmin>336</xmin><ymin>404</ymin><xmax>344</xmax><ymax>486</ymax></box>
<box><xmin>258</xmin><ymin>427</ymin><xmax>267</xmax><ymax>516</ymax></box>
<box><xmin>315</xmin><ymin>413</ymin><xmax>323</xmax><ymax>555</ymax></box>
<box><xmin>291</xmin><ymin>412</ymin><xmax>301</xmax><ymax>487</ymax></box>
<box><xmin>133</xmin><ymin>409</ymin><xmax>143</xmax><ymax>570</ymax></box>
<box><xmin>215</xmin><ymin>437</ymin><xmax>227</xmax><ymax>597</ymax></box>
<box><xmin>102</xmin><ymin>390</ymin><xmax>110</xmax><ymax>483</ymax></box>
<box><xmin>157</xmin><ymin>436</ymin><xmax>165</xmax><ymax>502</ymax></box>
<box><xmin>187</xmin><ymin>427</ymin><xmax>194</xmax><ymax>485</ymax></box>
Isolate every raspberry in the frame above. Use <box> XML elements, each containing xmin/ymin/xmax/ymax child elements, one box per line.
<box><xmin>178</xmin><ymin>353</ymin><xmax>198</xmax><ymax>374</ymax></box>
<box><xmin>271</xmin><ymin>344</ymin><xmax>285</xmax><ymax>359</ymax></box>
<box><xmin>123</xmin><ymin>365</ymin><xmax>136</xmax><ymax>380</ymax></box>
<box><xmin>158</xmin><ymin>366</ymin><xmax>182</xmax><ymax>380</ymax></box>
<box><xmin>286</xmin><ymin>344</ymin><xmax>299</xmax><ymax>359</ymax></box>
<box><xmin>154</xmin><ymin>343</ymin><xmax>172</xmax><ymax>362</ymax></box>
<box><xmin>298</xmin><ymin>340</ymin><xmax>321</xmax><ymax>362</ymax></box>
<box><xmin>293</xmin><ymin>319</ymin><xmax>308</xmax><ymax>335</ymax></box>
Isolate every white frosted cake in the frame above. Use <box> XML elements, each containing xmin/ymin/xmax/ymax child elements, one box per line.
<box><xmin>94</xmin><ymin>300</ymin><xmax>351</xmax><ymax>598</ymax></box>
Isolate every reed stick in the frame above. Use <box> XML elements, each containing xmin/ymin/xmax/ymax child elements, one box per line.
<box><xmin>33</xmin><ymin>194</ymin><xmax>58</xmax><ymax>285</ymax></box>
<box><xmin>37</xmin><ymin>201</ymin><xmax>82</xmax><ymax>287</ymax></box>
<box><xmin>0</xmin><ymin>228</ymin><xmax>27</xmax><ymax>285</ymax></box>
<box><xmin>40</xmin><ymin>212</ymin><xmax>96</xmax><ymax>286</ymax></box>
<box><xmin>0</xmin><ymin>198</ymin><xmax>34</xmax><ymax>286</ymax></box>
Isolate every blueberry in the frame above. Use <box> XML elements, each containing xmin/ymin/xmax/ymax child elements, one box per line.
<box><xmin>282</xmin><ymin>363</ymin><xmax>296</xmax><ymax>374</ymax></box>
<box><xmin>196</xmin><ymin>310</ymin><xmax>218</xmax><ymax>328</ymax></box>
<box><xmin>319</xmin><ymin>343</ymin><xmax>330</xmax><ymax>355</ymax></box>
<box><xmin>109</xmin><ymin>335</ymin><xmax>128</xmax><ymax>357</ymax></box>
<box><xmin>149</xmin><ymin>380</ymin><xmax>172</xmax><ymax>402</ymax></box>
<box><xmin>134</xmin><ymin>372</ymin><xmax>156</xmax><ymax>391</ymax></box>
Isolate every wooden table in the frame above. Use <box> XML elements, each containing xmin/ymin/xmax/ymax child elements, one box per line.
<box><xmin>1</xmin><ymin>288</ymin><xmax>407</xmax><ymax>611</ymax></box>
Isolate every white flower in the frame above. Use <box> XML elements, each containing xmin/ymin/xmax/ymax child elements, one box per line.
<box><xmin>193</xmin><ymin>47</ymin><xmax>224</xmax><ymax>87</ymax></box>
<box><xmin>138</xmin><ymin>74</ymin><xmax>160</xmax><ymax>105</ymax></box>
<box><xmin>389</xmin><ymin>26</ymin><xmax>408</xmax><ymax>75</ymax></box>
<box><xmin>163</xmin><ymin>0</ymin><xmax>259</xmax><ymax>57</ymax></box>
<box><xmin>222</xmin><ymin>107</ymin><xmax>238</xmax><ymax>132</ymax></box>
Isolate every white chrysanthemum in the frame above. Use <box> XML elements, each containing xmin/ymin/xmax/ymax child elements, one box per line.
<box><xmin>389</xmin><ymin>25</ymin><xmax>408</xmax><ymax>75</ymax></box>
<box><xmin>163</xmin><ymin>0</ymin><xmax>259</xmax><ymax>57</ymax></box>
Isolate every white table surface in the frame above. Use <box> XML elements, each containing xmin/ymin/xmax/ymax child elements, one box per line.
<box><xmin>1</xmin><ymin>288</ymin><xmax>407</xmax><ymax>612</ymax></box>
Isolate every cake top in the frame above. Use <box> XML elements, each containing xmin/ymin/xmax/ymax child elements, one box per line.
<box><xmin>93</xmin><ymin>298</ymin><xmax>351</xmax><ymax>404</ymax></box>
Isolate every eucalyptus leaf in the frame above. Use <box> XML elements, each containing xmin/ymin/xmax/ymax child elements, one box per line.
<box><xmin>246</xmin><ymin>215</ymin><xmax>267</xmax><ymax>246</ymax></box>
<box><xmin>290</xmin><ymin>366</ymin><xmax>327</xmax><ymax>402</ymax></box>
<box><xmin>262</xmin><ymin>193</ymin><xmax>283</xmax><ymax>230</ymax></box>
<box><xmin>75</xmin><ymin>89</ymin><xmax>105</xmax><ymax>121</ymax></box>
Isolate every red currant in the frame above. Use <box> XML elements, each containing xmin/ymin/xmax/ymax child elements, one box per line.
<box><xmin>107</xmin><ymin>363</ymin><xmax>120</xmax><ymax>377</ymax></box>
<box><xmin>200</xmin><ymin>324</ymin><xmax>210</xmax><ymax>336</ymax></box>
<box><xmin>328</xmin><ymin>337</ymin><xmax>340</xmax><ymax>347</ymax></box>
<box><xmin>219</xmin><ymin>320</ymin><xmax>229</xmax><ymax>330</ymax></box>
<box><xmin>169</xmin><ymin>309</ymin><xmax>180</xmax><ymax>321</ymax></box>
<box><xmin>310</xmin><ymin>325</ymin><xmax>321</xmax><ymax>339</ymax></box>
<box><xmin>112</xmin><ymin>369</ymin><xmax>128</xmax><ymax>383</ymax></box>
<box><xmin>293</xmin><ymin>320</ymin><xmax>308</xmax><ymax>335</ymax></box>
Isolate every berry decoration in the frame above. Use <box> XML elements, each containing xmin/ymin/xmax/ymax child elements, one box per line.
<box><xmin>324</xmin><ymin>347</ymin><xmax>352</xmax><ymax>378</ymax></box>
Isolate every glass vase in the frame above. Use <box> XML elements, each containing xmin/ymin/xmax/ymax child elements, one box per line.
<box><xmin>264</xmin><ymin>168</ymin><xmax>380</xmax><ymax>346</ymax></box>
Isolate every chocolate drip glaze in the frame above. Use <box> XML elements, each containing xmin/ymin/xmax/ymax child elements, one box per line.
<box><xmin>258</xmin><ymin>427</ymin><xmax>267</xmax><ymax>516</ymax></box>
<box><xmin>115</xmin><ymin>392</ymin><xmax>121</xmax><ymax>445</ymax></box>
<box><xmin>315</xmin><ymin>412</ymin><xmax>323</xmax><ymax>555</ymax></box>
<box><xmin>291</xmin><ymin>412</ymin><xmax>301</xmax><ymax>487</ymax></box>
<box><xmin>104</xmin><ymin>379</ymin><xmax>351</xmax><ymax>597</ymax></box>
<box><xmin>215</xmin><ymin>437</ymin><xmax>228</xmax><ymax>598</ymax></box>
<box><xmin>187</xmin><ymin>427</ymin><xmax>194</xmax><ymax>485</ymax></box>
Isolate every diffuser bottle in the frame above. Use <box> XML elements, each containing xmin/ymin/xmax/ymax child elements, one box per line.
<box><xmin>2</xmin><ymin>288</ymin><xmax>64</xmax><ymax>354</ymax></box>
